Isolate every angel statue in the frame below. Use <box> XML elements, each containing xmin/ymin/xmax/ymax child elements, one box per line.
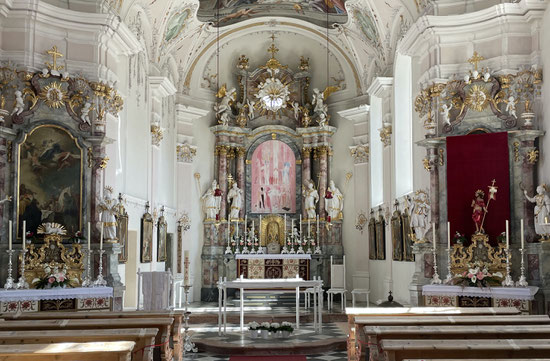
<box><xmin>312</xmin><ymin>86</ymin><xmax>340</xmax><ymax>116</ymax></box>
<box><xmin>318</xmin><ymin>112</ymin><xmax>328</xmax><ymax>128</ymax></box>
<box><xmin>325</xmin><ymin>180</ymin><xmax>343</xmax><ymax>221</ymax></box>
<box><xmin>524</xmin><ymin>185</ymin><xmax>550</xmax><ymax>238</ymax></box>
<box><xmin>440</xmin><ymin>102</ymin><xmax>452</xmax><ymax>125</ymax></box>
<box><xmin>410</xmin><ymin>190</ymin><xmax>431</xmax><ymax>241</ymax></box>
<box><xmin>81</xmin><ymin>102</ymin><xmax>93</xmax><ymax>125</ymax></box>
<box><xmin>303</xmin><ymin>180</ymin><xmax>319</xmax><ymax>219</ymax></box>
<box><xmin>227</xmin><ymin>182</ymin><xmax>243</xmax><ymax>221</ymax></box>
<box><xmin>98</xmin><ymin>186</ymin><xmax>119</xmax><ymax>242</ymax></box>
<box><xmin>505</xmin><ymin>96</ymin><xmax>518</xmax><ymax>119</ymax></box>
<box><xmin>215</xmin><ymin>84</ymin><xmax>237</xmax><ymax>126</ymax></box>
<box><xmin>11</xmin><ymin>90</ymin><xmax>25</xmax><ymax>116</ymax></box>
<box><xmin>202</xmin><ymin>180</ymin><xmax>222</xmax><ymax>221</ymax></box>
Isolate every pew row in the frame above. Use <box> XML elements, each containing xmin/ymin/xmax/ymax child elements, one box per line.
<box><xmin>0</xmin><ymin>341</ymin><xmax>136</xmax><ymax>361</ymax></box>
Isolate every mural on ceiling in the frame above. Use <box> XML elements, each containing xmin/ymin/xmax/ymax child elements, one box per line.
<box><xmin>165</xmin><ymin>8</ymin><xmax>192</xmax><ymax>42</ymax></box>
<box><xmin>197</xmin><ymin>0</ymin><xmax>348</xmax><ymax>27</ymax></box>
<box><xmin>352</xmin><ymin>8</ymin><xmax>380</xmax><ymax>49</ymax></box>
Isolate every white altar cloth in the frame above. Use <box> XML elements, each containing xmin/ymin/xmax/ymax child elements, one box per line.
<box><xmin>0</xmin><ymin>287</ymin><xmax>113</xmax><ymax>302</ymax></box>
<box><xmin>422</xmin><ymin>285</ymin><xmax>538</xmax><ymax>300</ymax></box>
<box><xmin>235</xmin><ymin>254</ymin><xmax>311</xmax><ymax>260</ymax></box>
<box><xmin>218</xmin><ymin>277</ymin><xmax>323</xmax><ymax>335</ymax></box>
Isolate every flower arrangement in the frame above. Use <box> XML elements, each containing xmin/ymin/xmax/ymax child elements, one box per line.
<box><xmin>248</xmin><ymin>321</ymin><xmax>259</xmax><ymax>330</ymax></box>
<box><xmin>453</xmin><ymin>231</ymin><xmax>467</xmax><ymax>245</ymax></box>
<box><xmin>280</xmin><ymin>321</ymin><xmax>294</xmax><ymax>333</ymax></box>
<box><xmin>72</xmin><ymin>231</ymin><xmax>86</xmax><ymax>244</ymax></box>
<box><xmin>453</xmin><ymin>262</ymin><xmax>503</xmax><ymax>288</ymax></box>
<box><xmin>25</xmin><ymin>231</ymin><xmax>36</xmax><ymax>243</ymax></box>
<box><xmin>248</xmin><ymin>321</ymin><xmax>294</xmax><ymax>339</ymax></box>
<box><xmin>496</xmin><ymin>232</ymin><xmax>506</xmax><ymax>244</ymax></box>
<box><xmin>32</xmin><ymin>264</ymin><xmax>74</xmax><ymax>289</ymax></box>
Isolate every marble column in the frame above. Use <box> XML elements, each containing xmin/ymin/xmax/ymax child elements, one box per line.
<box><xmin>302</xmin><ymin>147</ymin><xmax>311</xmax><ymax>183</ymax></box>
<box><xmin>218</xmin><ymin>145</ymin><xmax>228</xmax><ymax>220</ymax></box>
<box><xmin>428</xmin><ymin>146</ymin><xmax>440</xmax><ymax>238</ymax></box>
<box><xmin>318</xmin><ymin>146</ymin><xmax>328</xmax><ymax>220</ymax></box>
<box><xmin>236</xmin><ymin>147</ymin><xmax>246</xmax><ymax>219</ymax></box>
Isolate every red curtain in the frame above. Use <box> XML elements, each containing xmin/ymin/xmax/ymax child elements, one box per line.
<box><xmin>446</xmin><ymin>132</ymin><xmax>510</xmax><ymax>242</ymax></box>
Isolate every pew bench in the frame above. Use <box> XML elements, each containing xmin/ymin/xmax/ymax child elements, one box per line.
<box><xmin>0</xmin><ymin>341</ymin><xmax>135</xmax><ymax>361</ymax></box>
<box><xmin>0</xmin><ymin>328</ymin><xmax>158</xmax><ymax>361</ymax></box>
<box><xmin>380</xmin><ymin>339</ymin><xmax>550</xmax><ymax>361</ymax></box>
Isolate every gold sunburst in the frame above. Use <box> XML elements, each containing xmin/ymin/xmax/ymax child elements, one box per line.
<box><xmin>465</xmin><ymin>84</ymin><xmax>490</xmax><ymax>112</ymax></box>
<box><xmin>39</xmin><ymin>82</ymin><xmax>67</xmax><ymax>109</ymax></box>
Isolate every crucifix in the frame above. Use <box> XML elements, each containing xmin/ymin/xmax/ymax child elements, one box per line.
<box><xmin>468</xmin><ymin>51</ymin><xmax>484</xmax><ymax>72</ymax></box>
<box><xmin>45</xmin><ymin>46</ymin><xmax>65</xmax><ymax>71</ymax></box>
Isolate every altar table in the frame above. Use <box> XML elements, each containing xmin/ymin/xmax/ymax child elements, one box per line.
<box><xmin>422</xmin><ymin>285</ymin><xmax>538</xmax><ymax>313</ymax></box>
<box><xmin>236</xmin><ymin>254</ymin><xmax>311</xmax><ymax>279</ymax></box>
<box><xmin>0</xmin><ymin>287</ymin><xmax>113</xmax><ymax>313</ymax></box>
<box><xmin>218</xmin><ymin>277</ymin><xmax>323</xmax><ymax>334</ymax></box>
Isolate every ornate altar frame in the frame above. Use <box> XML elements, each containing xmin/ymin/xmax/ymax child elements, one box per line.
<box><xmin>260</xmin><ymin>214</ymin><xmax>285</xmax><ymax>246</ymax></box>
<box><xmin>450</xmin><ymin>233</ymin><xmax>507</xmax><ymax>276</ymax></box>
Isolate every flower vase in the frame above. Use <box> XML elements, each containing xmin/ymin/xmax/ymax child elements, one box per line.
<box><xmin>249</xmin><ymin>330</ymin><xmax>258</xmax><ymax>339</ymax></box>
<box><xmin>282</xmin><ymin>330</ymin><xmax>291</xmax><ymax>338</ymax></box>
<box><xmin>261</xmin><ymin>330</ymin><xmax>269</xmax><ymax>339</ymax></box>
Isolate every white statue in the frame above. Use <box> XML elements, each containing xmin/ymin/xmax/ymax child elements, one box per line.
<box><xmin>292</xmin><ymin>102</ymin><xmax>301</xmax><ymax>121</ymax></box>
<box><xmin>410</xmin><ymin>190</ymin><xmax>431</xmax><ymax>241</ymax></box>
<box><xmin>246</xmin><ymin>99</ymin><xmax>255</xmax><ymax>120</ymax></box>
<box><xmin>11</xmin><ymin>90</ymin><xmax>24</xmax><ymax>116</ymax></box>
<box><xmin>303</xmin><ymin>181</ymin><xmax>319</xmax><ymax>219</ymax></box>
<box><xmin>325</xmin><ymin>180</ymin><xmax>343</xmax><ymax>221</ymax></box>
<box><xmin>201</xmin><ymin>180</ymin><xmax>222</xmax><ymax>221</ymax></box>
<box><xmin>215</xmin><ymin>85</ymin><xmax>236</xmax><ymax>126</ymax></box>
<box><xmin>312</xmin><ymin>88</ymin><xmax>328</xmax><ymax>114</ymax></box>
<box><xmin>440</xmin><ymin>102</ymin><xmax>453</xmax><ymax>125</ymax></box>
<box><xmin>81</xmin><ymin>102</ymin><xmax>92</xmax><ymax>125</ymax></box>
<box><xmin>227</xmin><ymin>182</ymin><xmax>243</xmax><ymax>221</ymax></box>
<box><xmin>97</xmin><ymin>187</ymin><xmax>118</xmax><ymax>242</ymax></box>
<box><xmin>318</xmin><ymin>112</ymin><xmax>328</xmax><ymax>128</ymax></box>
<box><xmin>524</xmin><ymin>185</ymin><xmax>550</xmax><ymax>238</ymax></box>
<box><xmin>506</xmin><ymin>96</ymin><xmax>517</xmax><ymax>119</ymax></box>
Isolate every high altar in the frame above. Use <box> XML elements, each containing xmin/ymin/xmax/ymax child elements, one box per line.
<box><xmin>200</xmin><ymin>38</ymin><xmax>344</xmax><ymax>301</ymax></box>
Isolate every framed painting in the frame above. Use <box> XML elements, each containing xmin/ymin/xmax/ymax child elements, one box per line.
<box><xmin>141</xmin><ymin>212</ymin><xmax>153</xmax><ymax>263</ymax></box>
<box><xmin>157</xmin><ymin>215</ymin><xmax>167</xmax><ymax>262</ymax></box>
<box><xmin>116</xmin><ymin>206</ymin><xmax>128</xmax><ymax>263</ymax></box>
<box><xmin>391</xmin><ymin>209</ymin><xmax>403</xmax><ymax>261</ymax></box>
<box><xmin>401</xmin><ymin>208</ymin><xmax>415</xmax><ymax>262</ymax></box>
<box><xmin>17</xmin><ymin>124</ymin><xmax>83</xmax><ymax>237</ymax></box>
<box><xmin>176</xmin><ymin>225</ymin><xmax>183</xmax><ymax>273</ymax></box>
<box><xmin>375</xmin><ymin>214</ymin><xmax>386</xmax><ymax>260</ymax></box>
<box><xmin>368</xmin><ymin>214</ymin><xmax>376</xmax><ymax>260</ymax></box>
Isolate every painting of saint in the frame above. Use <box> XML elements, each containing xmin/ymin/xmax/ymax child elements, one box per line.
<box><xmin>141</xmin><ymin>212</ymin><xmax>153</xmax><ymax>263</ymax></box>
<box><xmin>17</xmin><ymin>125</ymin><xmax>82</xmax><ymax>237</ymax></box>
<box><xmin>251</xmin><ymin>140</ymin><xmax>296</xmax><ymax>214</ymax></box>
<box><xmin>157</xmin><ymin>216</ymin><xmax>167</xmax><ymax>262</ymax></box>
<box><xmin>165</xmin><ymin>9</ymin><xmax>191</xmax><ymax>42</ymax></box>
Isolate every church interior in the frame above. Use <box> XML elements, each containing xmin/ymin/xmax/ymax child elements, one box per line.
<box><xmin>1</xmin><ymin>0</ymin><xmax>550</xmax><ymax>360</ymax></box>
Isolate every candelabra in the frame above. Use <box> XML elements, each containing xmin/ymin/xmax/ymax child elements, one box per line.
<box><xmin>4</xmin><ymin>250</ymin><xmax>15</xmax><ymax>289</ymax></box>
<box><xmin>256</xmin><ymin>243</ymin><xmax>265</xmax><ymax>254</ymax></box>
<box><xmin>314</xmin><ymin>244</ymin><xmax>322</xmax><ymax>255</ymax></box>
<box><xmin>501</xmin><ymin>248</ymin><xmax>514</xmax><ymax>287</ymax></box>
<box><xmin>93</xmin><ymin>249</ymin><xmax>107</xmax><ymax>287</ymax></box>
<box><xmin>516</xmin><ymin>247</ymin><xmax>528</xmax><ymax>287</ymax></box>
<box><xmin>430</xmin><ymin>246</ymin><xmax>442</xmax><ymax>285</ymax></box>
<box><xmin>224</xmin><ymin>243</ymin><xmax>233</xmax><ymax>255</ymax></box>
<box><xmin>296</xmin><ymin>238</ymin><xmax>305</xmax><ymax>254</ymax></box>
<box><xmin>81</xmin><ymin>249</ymin><xmax>93</xmax><ymax>287</ymax></box>
<box><xmin>235</xmin><ymin>241</ymin><xmax>240</xmax><ymax>254</ymax></box>
<box><xmin>182</xmin><ymin>284</ymin><xmax>198</xmax><ymax>354</ymax></box>
<box><xmin>281</xmin><ymin>240</ymin><xmax>289</xmax><ymax>254</ymax></box>
<box><xmin>16</xmin><ymin>247</ymin><xmax>29</xmax><ymax>289</ymax></box>
<box><xmin>249</xmin><ymin>239</ymin><xmax>257</xmax><ymax>254</ymax></box>
<box><xmin>444</xmin><ymin>247</ymin><xmax>453</xmax><ymax>284</ymax></box>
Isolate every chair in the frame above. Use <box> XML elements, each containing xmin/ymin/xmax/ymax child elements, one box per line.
<box><xmin>351</xmin><ymin>289</ymin><xmax>370</xmax><ymax>307</ymax></box>
<box><xmin>304</xmin><ymin>276</ymin><xmax>320</xmax><ymax>309</ymax></box>
<box><xmin>327</xmin><ymin>256</ymin><xmax>346</xmax><ymax>311</ymax></box>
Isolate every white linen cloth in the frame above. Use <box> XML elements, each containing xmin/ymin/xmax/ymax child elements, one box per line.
<box><xmin>0</xmin><ymin>287</ymin><xmax>113</xmax><ymax>302</ymax></box>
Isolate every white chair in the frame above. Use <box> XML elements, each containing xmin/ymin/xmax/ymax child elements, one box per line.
<box><xmin>304</xmin><ymin>276</ymin><xmax>320</xmax><ymax>309</ymax></box>
<box><xmin>327</xmin><ymin>256</ymin><xmax>346</xmax><ymax>311</ymax></box>
<box><xmin>351</xmin><ymin>289</ymin><xmax>370</xmax><ymax>308</ymax></box>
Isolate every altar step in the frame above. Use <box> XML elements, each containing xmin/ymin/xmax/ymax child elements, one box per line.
<box><xmin>232</xmin><ymin>292</ymin><xmax>305</xmax><ymax>308</ymax></box>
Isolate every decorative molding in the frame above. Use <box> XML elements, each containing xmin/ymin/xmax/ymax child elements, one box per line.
<box><xmin>151</xmin><ymin>124</ymin><xmax>164</xmax><ymax>147</ymax></box>
<box><xmin>149</xmin><ymin>76</ymin><xmax>177</xmax><ymax>99</ymax></box>
<box><xmin>337</xmin><ymin>104</ymin><xmax>370</xmax><ymax>124</ymax></box>
<box><xmin>176</xmin><ymin>143</ymin><xmax>197</xmax><ymax>163</ymax></box>
<box><xmin>350</xmin><ymin>144</ymin><xmax>369</xmax><ymax>164</ymax></box>
<box><xmin>367</xmin><ymin>77</ymin><xmax>393</xmax><ymax>98</ymax></box>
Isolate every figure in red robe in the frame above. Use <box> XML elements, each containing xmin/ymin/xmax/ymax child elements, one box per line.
<box><xmin>471</xmin><ymin>190</ymin><xmax>487</xmax><ymax>233</ymax></box>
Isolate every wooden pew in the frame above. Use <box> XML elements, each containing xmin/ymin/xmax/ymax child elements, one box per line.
<box><xmin>0</xmin><ymin>341</ymin><xmax>135</xmax><ymax>361</ymax></box>
<box><xmin>0</xmin><ymin>328</ymin><xmax>158</xmax><ymax>361</ymax></box>
<box><xmin>380</xmin><ymin>339</ymin><xmax>550</xmax><ymax>361</ymax></box>
<box><xmin>345</xmin><ymin>307</ymin><xmax>521</xmax><ymax>361</ymax></box>
<box><xmin>0</xmin><ymin>318</ymin><xmax>174</xmax><ymax>361</ymax></box>
<box><xmin>2</xmin><ymin>310</ymin><xmax>184</xmax><ymax>361</ymax></box>
<box><xmin>364</xmin><ymin>324</ymin><xmax>550</xmax><ymax>361</ymax></box>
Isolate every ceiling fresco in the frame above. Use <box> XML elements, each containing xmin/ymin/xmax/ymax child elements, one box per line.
<box><xmin>196</xmin><ymin>0</ymin><xmax>349</xmax><ymax>27</ymax></box>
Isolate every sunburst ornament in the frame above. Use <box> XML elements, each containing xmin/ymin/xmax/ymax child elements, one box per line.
<box><xmin>37</xmin><ymin>222</ymin><xmax>67</xmax><ymax>236</ymax></box>
<box><xmin>40</xmin><ymin>82</ymin><xmax>67</xmax><ymax>109</ymax></box>
<box><xmin>465</xmin><ymin>84</ymin><xmax>490</xmax><ymax>112</ymax></box>
<box><xmin>256</xmin><ymin>77</ymin><xmax>290</xmax><ymax>113</ymax></box>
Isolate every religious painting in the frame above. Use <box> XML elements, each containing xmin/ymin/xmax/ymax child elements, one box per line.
<box><xmin>116</xmin><ymin>210</ymin><xmax>129</xmax><ymax>264</ymax></box>
<box><xmin>352</xmin><ymin>9</ymin><xmax>380</xmax><ymax>49</ymax></box>
<box><xmin>17</xmin><ymin>124</ymin><xmax>82</xmax><ymax>237</ymax></box>
<box><xmin>141</xmin><ymin>212</ymin><xmax>153</xmax><ymax>263</ymax></box>
<box><xmin>401</xmin><ymin>208</ymin><xmax>415</xmax><ymax>262</ymax></box>
<box><xmin>164</xmin><ymin>8</ymin><xmax>192</xmax><ymax>42</ymax></box>
<box><xmin>391</xmin><ymin>209</ymin><xmax>403</xmax><ymax>261</ymax></box>
<box><xmin>368</xmin><ymin>214</ymin><xmax>376</xmax><ymax>260</ymax></box>
<box><xmin>375</xmin><ymin>214</ymin><xmax>386</xmax><ymax>260</ymax></box>
<box><xmin>251</xmin><ymin>140</ymin><xmax>296</xmax><ymax>214</ymax></box>
<box><xmin>176</xmin><ymin>225</ymin><xmax>183</xmax><ymax>273</ymax></box>
<box><xmin>157</xmin><ymin>215</ymin><xmax>167</xmax><ymax>262</ymax></box>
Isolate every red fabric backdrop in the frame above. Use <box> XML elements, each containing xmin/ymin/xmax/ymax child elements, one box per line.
<box><xmin>446</xmin><ymin>132</ymin><xmax>510</xmax><ymax>242</ymax></box>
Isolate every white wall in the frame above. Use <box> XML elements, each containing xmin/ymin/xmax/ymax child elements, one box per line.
<box><xmin>539</xmin><ymin>5</ymin><xmax>550</xmax><ymax>184</ymax></box>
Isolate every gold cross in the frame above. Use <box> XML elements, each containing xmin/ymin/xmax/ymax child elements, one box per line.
<box><xmin>468</xmin><ymin>51</ymin><xmax>484</xmax><ymax>71</ymax></box>
<box><xmin>267</xmin><ymin>34</ymin><xmax>278</xmax><ymax>58</ymax></box>
<box><xmin>46</xmin><ymin>46</ymin><xmax>64</xmax><ymax>71</ymax></box>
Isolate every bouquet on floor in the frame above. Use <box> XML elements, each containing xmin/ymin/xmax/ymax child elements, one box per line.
<box><xmin>453</xmin><ymin>262</ymin><xmax>503</xmax><ymax>288</ymax></box>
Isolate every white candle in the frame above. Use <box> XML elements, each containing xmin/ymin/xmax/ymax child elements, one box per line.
<box><xmin>432</xmin><ymin>223</ymin><xmax>436</xmax><ymax>251</ymax></box>
<box><xmin>100</xmin><ymin>222</ymin><xmax>104</xmax><ymax>250</ymax></box>
<box><xmin>252</xmin><ymin>220</ymin><xmax>255</xmax><ymax>239</ymax></box>
<box><xmin>227</xmin><ymin>221</ymin><xmax>230</xmax><ymax>243</ymax></box>
<box><xmin>184</xmin><ymin>250</ymin><xmax>190</xmax><ymax>286</ymax></box>
<box><xmin>87</xmin><ymin>222</ymin><xmax>91</xmax><ymax>251</ymax></box>
<box><xmin>317</xmin><ymin>215</ymin><xmax>319</xmax><ymax>244</ymax></box>
<box><xmin>22</xmin><ymin>221</ymin><xmax>26</xmax><ymax>248</ymax></box>
<box><xmin>521</xmin><ymin>219</ymin><xmax>525</xmax><ymax>249</ymax></box>
<box><xmin>236</xmin><ymin>220</ymin><xmax>239</xmax><ymax>238</ymax></box>
<box><xmin>308</xmin><ymin>218</ymin><xmax>311</xmax><ymax>237</ymax></box>
<box><xmin>259</xmin><ymin>215</ymin><xmax>262</xmax><ymax>240</ymax></box>
<box><xmin>8</xmin><ymin>220</ymin><xmax>12</xmax><ymax>251</ymax></box>
<box><xmin>447</xmin><ymin>221</ymin><xmax>450</xmax><ymax>249</ymax></box>
<box><xmin>245</xmin><ymin>215</ymin><xmax>247</xmax><ymax>237</ymax></box>
<box><xmin>505</xmin><ymin>220</ymin><xmax>509</xmax><ymax>249</ymax></box>
<box><xmin>300</xmin><ymin>215</ymin><xmax>302</xmax><ymax>237</ymax></box>
<box><xmin>284</xmin><ymin>214</ymin><xmax>287</xmax><ymax>238</ymax></box>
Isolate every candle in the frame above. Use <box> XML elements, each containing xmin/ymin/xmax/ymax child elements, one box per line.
<box><xmin>316</xmin><ymin>215</ymin><xmax>319</xmax><ymax>244</ymax></box>
<box><xmin>300</xmin><ymin>215</ymin><xmax>302</xmax><ymax>238</ymax></box>
<box><xmin>252</xmin><ymin>220</ymin><xmax>255</xmax><ymax>239</ymax></box>
<box><xmin>432</xmin><ymin>223</ymin><xmax>436</xmax><ymax>251</ymax></box>
<box><xmin>8</xmin><ymin>220</ymin><xmax>12</xmax><ymax>251</ymax></box>
<box><xmin>308</xmin><ymin>218</ymin><xmax>311</xmax><ymax>238</ymax></box>
<box><xmin>505</xmin><ymin>220</ymin><xmax>509</xmax><ymax>249</ymax></box>
<box><xmin>259</xmin><ymin>215</ymin><xmax>262</xmax><ymax>241</ymax></box>
<box><xmin>521</xmin><ymin>219</ymin><xmax>525</xmax><ymax>249</ymax></box>
<box><xmin>236</xmin><ymin>220</ymin><xmax>239</xmax><ymax>238</ymax></box>
<box><xmin>184</xmin><ymin>250</ymin><xmax>190</xmax><ymax>286</ymax></box>
<box><xmin>447</xmin><ymin>221</ymin><xmax>450</xmax><ymax>249</ymax></box>
<box><xmin>100</xmin><ymin>222</ymin><xmax>104</xmax><ymax>250</ymax></box>
<box><xmin>284</xmin><ymin>214</ymin><xmax>287</xmax><ymax>238</ymax></box>
<box><xmin>87</xmin><ymin>222</ymin><xmax>91</xmax><ymax>251</ymax></box>
<box><xmin>22</xmin><ymin>221</ymin><xmax>26</xmax><ymax>248</ymax></box>
<box><xmin>227</xmin><ymin>221</ymin><xmax>230</xmax><ymax>243</ymax></box>
<box><xmin>245</xmin><ymin>215</ymin><xmax>247</xmax><ymax>237</ymax></box>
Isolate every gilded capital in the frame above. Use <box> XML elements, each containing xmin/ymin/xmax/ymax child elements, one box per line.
<box><xmin>177</xmin><ymin>143</ymin><xmax>197</xmax><ymax>163</ymax></box>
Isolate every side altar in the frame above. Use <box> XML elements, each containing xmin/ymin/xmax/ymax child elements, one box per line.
<box><xmin>199</xmin><ymin>37</ymin><xmax>345</xmax><ymax>301</ymax></box>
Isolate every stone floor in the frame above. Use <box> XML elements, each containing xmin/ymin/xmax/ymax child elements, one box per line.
<box><xmin>182</xmin><ymin>350</ymin><xmax>348</xmax><ymax>361</ymax></box>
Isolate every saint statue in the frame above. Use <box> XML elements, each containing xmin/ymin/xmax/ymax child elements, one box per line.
<box><xmin>410</xmin><ymin>191</ymin><xmax>431</xmax><ymax>241</ymax></box>
<box><xmin>524</xmin><ymin>185</ymin><xmax>550</xmax><ymax>238</ymax></box>
<box><xmin>227</xmin><ymin>182</ymin><xmax>243</xmax><ymax>221</ymax></box>
<box><xmin>471</xmin><ymin>189</ymin><xmax>487</xmax><ymax>233</ymax></box>
<box><xmin>98</xmin><ymin>187</ymin><xmax>118</xmax><ymax>242</ymax></box>
<box><xmin>202</xmin><ymin>180</ymin><xmax>222</xmax><ymax>221</ymax></box>
<box><xmin>325</xmin><ymin>180</ymin><xmax>343</xmax><ymax>221</ymax></box>
<box><xmin>215</xmin><ymin>85</ymin><xmax>237</xmax><ymax>126</ymax></box>
<box><xmin>303</xmin><ymin>181</ymin><xmax>319</xmax><ymax>220</ymax></box>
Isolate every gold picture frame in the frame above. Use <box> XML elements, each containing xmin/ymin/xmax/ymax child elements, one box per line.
<box><xmin>391</xmin><ymin>209</ymin><xmax>403</xmax><ymax>261</ymax></box>
<box><xmin>116</xmin><ymin>213</ymin><xmax>128</xmax><ymax>264</ymax></box>
<box><xmin>375</xmin><ymin>214</ymin><xmax>386</xmax><ymax>260</ymax></box>
<box><xmin>157</xmin><ymin>215</ymin><xmax>167</xmax><ymax>262</ymax></box>
<box><xmin>368</xmin><ymin>213</ymin><xmax>376</xmax><ymax>260</ymax></box>
<box><xmin>141</xmin><ymin>212</ymin><xmax>153</xmax><ymax>263</ymax></box>
<box><xmin>401</xmin><ymin>208</ymin><xmax>415</xmax><ymax>262</ymax></box>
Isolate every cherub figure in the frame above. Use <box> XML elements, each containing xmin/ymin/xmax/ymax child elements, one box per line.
<box><xmin>81</xmin><ymin>102</ymin><xmax>92</xmax><ymax>125</ymax></box>
<box><xmin>11</xmin><ymin>90</ymin><xmax>25</xmax><ymax>116</ymax></box>
<box><xmin>505</xmin><ymin>96</ymin><xmax>517</xmax><ymax>119</ymax></box>
<box><xmin>440</xmin><ymin>102</ymin><xmax>453</xmax><ymax>125</ymax></box>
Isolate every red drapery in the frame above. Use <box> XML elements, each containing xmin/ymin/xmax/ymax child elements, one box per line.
<box><xmin>446</xmin><ymin>132</ymin><xmax>510</xmax><ymax>242</ymax></box>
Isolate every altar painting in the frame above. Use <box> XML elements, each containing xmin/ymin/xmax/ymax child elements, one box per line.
<box><xmin>18</xmin><ymin>125</ymin><xmax>82</xmax><ymax>237</ymax></box>
<box><xmin>251</xmin><ymin>140</ymin><xmax>296</xmax><ymax>214</ymax></box>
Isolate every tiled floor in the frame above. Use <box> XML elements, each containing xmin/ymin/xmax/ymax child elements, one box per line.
<box><xmin>182</xmin><ymin>350</ymin><xmax>348</xmax><ymax>361</ymax></box>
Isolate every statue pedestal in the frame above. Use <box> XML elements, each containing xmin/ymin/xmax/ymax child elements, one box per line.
<box><xmin>409</xmin><ymin>242</ymin><xmax>433</xmax><ymax>306</ymax></box>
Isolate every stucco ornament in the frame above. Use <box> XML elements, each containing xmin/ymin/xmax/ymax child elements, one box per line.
<box><xmin>256</xmin><ymin>77</ymin><xmax>290</xmax><ymax>112</ymax></box>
